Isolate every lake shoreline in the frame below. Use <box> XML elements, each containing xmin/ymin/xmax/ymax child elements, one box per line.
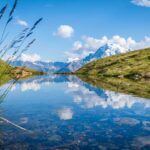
<box><xmin>54</xmin><ymin>73</ymin><xmax>150</xmax><ymax>99</ymax></box>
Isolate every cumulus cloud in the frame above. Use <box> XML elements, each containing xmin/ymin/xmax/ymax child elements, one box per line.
<box><xmin>54</xmin><ymin>25</ymin><xmax>74</xmax><ymax>38</ymax></box>
<box><xmin>10</xmin><ymin>85</ymin><xmax>16</xmax><ymax>91</ymax></box>
<box><xmin>82</xmin><ymin>35</ymin><xmax>108</xmax><ymax>50</ymax></box>
<box><xmin>64</xmin><ymin>51</ymin><xmax>80</xmax><ymax>62</ymax></box>
<box><xmin>58</xmin><ymin>107</ymin><xmax>73</xmax><ymax>120</ymax></box>
<box><xmin>20</xmin><ymin>53</ymin><xmax>41</xmax><ymax>62</ymax></box>
<box><xmin>16</xmin><ymin>19</ymin><xmax>28</xmax><ymax>27</ymax></box>
<box><xmin>67</xmin><ymin>82</ymin><xmax>79</xmax><ymax>88</ymax></box>
<box><xmin>65</xmin><ymin>79</ymin><xmax>150</xmax><ymax>110</ymax></box>
<box><xmin>131</xmin><ymin>0</ymin><xmax>150</xmax><ymax>7</ymax></box>
<box><xmin>21</xmin><ymin>81</ymin><xmax>41</xmax><ymax>92</ymax></box>
<box><xmin>65</xmin><ymin>35</ymin><xmax>150</xmax><ymax>61</ymax></box>
<box><xmin>72</xmin><ymin>41</ymin><xmax>82</xmax><ymax>51</ymax></box>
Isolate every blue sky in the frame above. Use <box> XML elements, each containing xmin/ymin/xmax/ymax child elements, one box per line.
<box><xmin>1</xmin><ymin>0</ymin><xmax>150</xmax><ymax>62</ymax></box>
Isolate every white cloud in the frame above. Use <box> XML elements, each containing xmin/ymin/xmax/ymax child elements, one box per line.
<box><xmin>21</xmin><ymin>81</ymin><xmax>41</xmax><ymax>91</ymax></box>
<box><xmin>58</xmin><ymin>107</ymin><xmax>73</xmax><ymax>120</ymax></box>
<box><xmin>66</xmin><ymin>80</ymin><xmax>150</xmax><ymax>109</ymax></box>
<box><xmin>131</xmin><ymin>0</ymin><xmax>150</xmax><ymax>7</ymax></box>
<box><xmin>65</xmin><ymin>35</ymin><xmax>150</xmax><ymax>61</ymax></box>
<box><xmin>10</xmin><ymin>85</ymin><xmax>16</xmax><ymax>91</ymax></box>
<box><xmin>17</xmin><ymin>19</ymin><xmax>28</xmax><ymax>27</ymax></box>
<box><xmin>67</xmin><ymin>82</ymin><xmax>79</xmax><ymax>88</ymax></box>
<box><xmin>64</xmin><ymin>51</ymin><xmax>80</xmax><ymax>62</ymax></box>
<box><xmin>72</xmin><ymin>41</ymin><xmax>82</xmax><ymax>51</ymax></box>
<box><xmin>82</xmin><ymin>35</ymin><xmax>108</xmax><ymax>50</ymax></box>
<box><xmin>20</xmin><ymin>53</ymin><xmax>41</xmax><ymax>62</ymax></box>
<box><xmin>3</xmin><ymin>54</ymin><xmax>17</xmax><ymax>62</ymax></box>
<box><xmin>54</xmin><ymin>25</ymin><xmax>74</xmax><ymax>38</ymax></box>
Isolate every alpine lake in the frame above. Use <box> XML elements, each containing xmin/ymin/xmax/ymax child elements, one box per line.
<box><xmin>0</xmin><ymin>75</ymin><xmax>150</xmax><ymax>150</ymax></box>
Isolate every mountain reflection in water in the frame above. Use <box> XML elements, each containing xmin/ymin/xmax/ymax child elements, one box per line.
<box><xmin>0</xmin><ymin>75</ymin><xmax>150</xmax><ymax>149</ymax></box>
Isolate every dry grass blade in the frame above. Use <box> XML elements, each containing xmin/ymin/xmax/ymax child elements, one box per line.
<box><xmin>0</xmin><ymin>4</ymin><xmax>7</xmax><ymax>20</ymax></box>
<box><xmin>26</xmin><ymin>18</ymin><xmax>43</xmax><ymax>38</ymax></box>
<box><xmin>9</xmin><ymin>0</ymin><xmax>18</xmax><ymax>17</ymax></box>
<box><xmin>0</xmin><ymin>117</ymin><xmax>29</xmax><ymax>132</ymax></box>
<box><xmin>0</xmin><ymin>0</ymin><xmax>43</xmax><ymax>106</ymax></box>
<box><xmin>0</xmin><ymin>0</ymin><xmax>18</xmax><ymax>45</ymax></box>
<box><xmin>0</xmin><ymin>27</ymin><xmax>29</xmax><ymax>58</ymax></box>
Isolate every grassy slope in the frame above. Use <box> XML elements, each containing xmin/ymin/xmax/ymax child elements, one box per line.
<box><xmin>0</xmin><ymin>60</ymin><xmax>12</xmax><ymax>86</ymax></box>
<box><xmin>75</xmin><ymin>48</ymin><xmax>150</xmax><ymax>99</ymax></box>
<box><xmin>0</xmin><ymin>60</ymin><xmax>44</xmax><ymax>86</ymax></box>
<box><xmin>76</xmin><ymin>48</ymin><xmax>150</xmax><ymax>80</ymax></box>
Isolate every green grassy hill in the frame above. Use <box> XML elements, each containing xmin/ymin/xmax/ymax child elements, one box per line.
<box><xmin>0</xmin><ymin>59</ymin><xmax>12</xmax><ymax>74</ymax></box>
<box><xmin>76</xmin><ymin>48</ymin><xmax>150</xmax><ymax>80</ymax></box>
<box><xmin>0</xmin><ymin>60</ymin><xmax>13</xmax><ymax>86</ymax></box>
<box><xmin>75</xmin><ymin>48</ymin><xmax>150</xmax><ymax>98</ymax></box>
<box><xmin>0</xmin><ymin>60</ymin><xmax>44</xmax><ymax>86</ymax></box>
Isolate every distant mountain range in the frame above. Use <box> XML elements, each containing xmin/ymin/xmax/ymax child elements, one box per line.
<box><xmin>10</xmin><ymin>61</ymin><xmax>68</xmax><ymax>73</ymax></box>
<box><xmin>10</xmin><ymin>43</ymin><xmax>131</xmax><ymax>73</ymax></box>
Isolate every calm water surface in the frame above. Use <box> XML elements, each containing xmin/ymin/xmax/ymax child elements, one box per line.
<box><xmin>0</xmin><ymin>75</ymin><xmax>150</xmax><ymax>150</ymax></box>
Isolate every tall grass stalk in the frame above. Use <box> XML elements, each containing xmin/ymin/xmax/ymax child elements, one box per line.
<box><xmin>0</xmin><ymin>0</ymin><xmax>17</xmax><ymax>45</ymax></box>
<box><xmin>0</xmin><ymin>0</ymin><xmax>43</xmax><ymax>103</ymax></box>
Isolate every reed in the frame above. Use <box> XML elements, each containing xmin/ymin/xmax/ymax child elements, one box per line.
<box><xmin>0</xmin><ymin>4</ymin><xmax>7</xmax><ymax>20</ymax></box>
<box><xmin>0</xmin><ymin>0</ymin><xmax>42</xmax><ymax>76</ymax></box>
<box><xmin>0</xmin><ymin>0</ymin><xmax>43</xmax><ymax>102</ymax></box>
<box><xmin>0</xmin><ymin>0</ymin><xmax>18</xmax><ymax>45</ymax></box>
<box><xmin>0</xmin><ymin>0</ymin><xmax>42</xmax><ymax>60</ymax></box>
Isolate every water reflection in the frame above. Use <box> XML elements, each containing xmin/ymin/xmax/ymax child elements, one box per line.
<box><xmin>0</xmin><ymin>75</ymin><xmax>150</xmax><ymax>149</ymax></box>
<box><xmin>65</xmin><ymin>77</ymin><xmax>150</xmax><ymax>110</ymax></box>
<box><xmin>58</xmin><ymin>107</ymin><xmax>74</xmax><ymax>120</ymax></box>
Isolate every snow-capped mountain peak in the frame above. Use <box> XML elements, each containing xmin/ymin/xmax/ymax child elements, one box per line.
<box><xmin>10</xmin><ymin>43</ymin><xmax>131</xmax><ymax>73</ymax></box>
<box><xmin>58</xmin><ymin>43</ymin><xmax>131</xmax><ymax>72</ymax></box>
<box><xmin>83</xmin><ymin>43</ymin><xmax>130</xmax><ymax>63</ymax></box>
